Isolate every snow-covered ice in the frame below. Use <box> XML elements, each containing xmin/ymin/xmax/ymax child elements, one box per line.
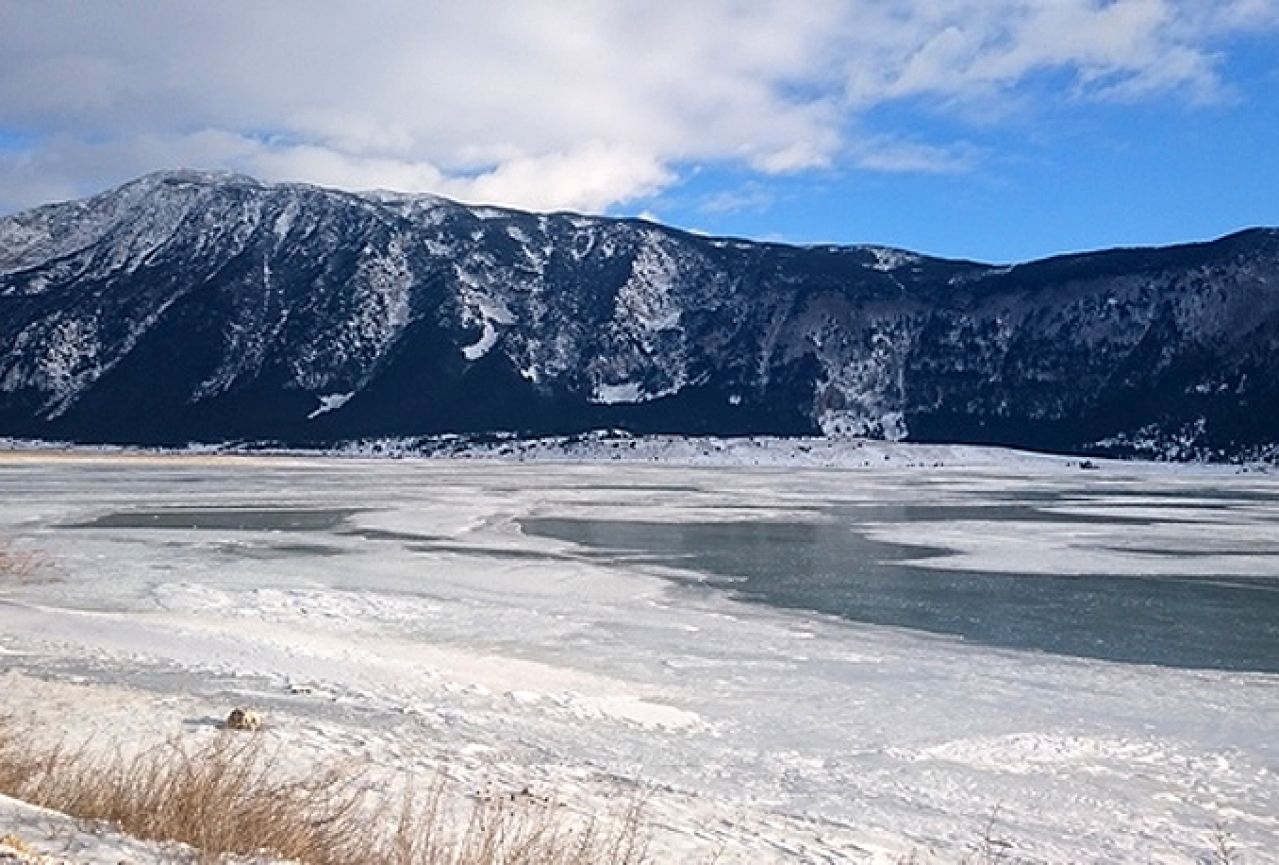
<box><xmin>0</xmin><ymin>450</ymin><xmax>1276</xmax><ymax>863</ymax></box>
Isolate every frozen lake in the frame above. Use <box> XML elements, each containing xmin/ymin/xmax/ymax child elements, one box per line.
<box><xmin>1</xmin><ymin>452</ymin><xmax>1277</xmax><ymax>863</ymax></box>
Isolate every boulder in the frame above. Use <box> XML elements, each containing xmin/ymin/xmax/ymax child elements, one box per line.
<box><xmin>224</xmin><ymin>708</ymin><xmax>262</xmax><ymax>731</ymax></box>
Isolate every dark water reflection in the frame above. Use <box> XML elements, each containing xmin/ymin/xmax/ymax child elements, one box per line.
<box><xmin>523</xmin><ymin>515</ymin><xmax>1279</xmax><ymax>673</ymax></box>
<box><xmin>73</xmin><ymin>508</ymin><xmax>361</xmax><ymax>532</ymax></box>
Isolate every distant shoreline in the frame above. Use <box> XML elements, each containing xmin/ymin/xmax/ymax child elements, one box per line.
<box><xmin>1</xmin><ymin>433</ymin><xmax>1269</xmax><ymax>475</ymax></box>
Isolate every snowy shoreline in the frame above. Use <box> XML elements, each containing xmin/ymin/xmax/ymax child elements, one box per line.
<box><xmin>2</xmin><ymin>432</ymin><xmax>1272</xmax><ymax>475</ymax></box>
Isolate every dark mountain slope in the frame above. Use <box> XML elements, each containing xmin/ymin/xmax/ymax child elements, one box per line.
<box><xmin>2</xmin><ymin>171</ymin><xmax>1276</xmax><ymax>459</ymax></box>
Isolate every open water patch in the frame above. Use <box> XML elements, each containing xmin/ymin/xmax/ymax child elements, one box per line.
<box><xmin>70</xmin><ymin>507</ymin><xmax>363</xmax><ymax>532</ymax></box>
<box><xmin>522</xmin><ymin>513</ymin><xmax>1279</xmax><ymax>673</ymax></box>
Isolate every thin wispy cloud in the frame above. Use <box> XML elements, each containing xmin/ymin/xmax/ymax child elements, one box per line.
<box><xmin>0</xmin><ymin>0</ymin><xmax>1275</xmax><ymax>216</ymax></box>
<box><xmin>699</xmin><ymin>182</ymin><xmax>778</xmax><ymax>216</ymax></box>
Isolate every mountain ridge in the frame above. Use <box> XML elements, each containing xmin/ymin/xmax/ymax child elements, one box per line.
<box><xmin>2</xmin><ymin>171</ymin><xmax>1277</xmax><ymax>461</ymax></box>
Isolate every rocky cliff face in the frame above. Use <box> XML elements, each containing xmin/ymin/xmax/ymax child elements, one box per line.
<box><xmin>2</xmin><ymin>171</ymin><xmax>1277</xmax><ymax>459</ymax></box>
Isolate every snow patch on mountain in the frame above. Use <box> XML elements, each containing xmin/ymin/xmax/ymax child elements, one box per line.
<box><xmin>581</xmin><ymin>233</ymin><xmax>695</xmax><ymax>404</ymax></box>
<box><xmin>455</xmin><ymin>266</ymin><xmax>519</xmax><ymax>361</ymax></box>
<box><xmin>307</xmin><ymin>391</ymin><xmax>355</xmax><ymax>420</ymax></box>
<box><xmin>819</xmin><ymin>409</ymin><xmax>908</xmax><ymax>441</ymax></box>
<box><xmin>863</xmin><ymin>246</ymin><xmax>921</xmax><ymax>272</ymax></box>
<box><xmin>462</xmin><ymin>320</ymin><xmax>500</xmax><ymax>361</ymax></box>
<box><xmin>591</xmin><ymin>381</ymin><xmax>645</xmax><ymax>405</ymax></box>
<box><xmin>272</xmin><ymin>198</ymin><xmax>300</xmax><ymax>243</ymax></box>
<box><xmin>615</xmin><ymin>235</ymin><xmax>684</xmax><ymax>332</ymax></box>
<box><xmin>0</xmin><ymin>315</ymin><xmax>102</xmax><ymax>416</ymax></box>
<box><xmin>290</xmin><ymin>235</ymin><xmax>414</xmax><ymax>391</ymax></box>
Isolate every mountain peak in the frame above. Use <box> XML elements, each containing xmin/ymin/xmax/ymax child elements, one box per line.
<box><xmin>128</xmin><ymin>168</ymin><xmax>265</xmax><ymax>191</ymax></box>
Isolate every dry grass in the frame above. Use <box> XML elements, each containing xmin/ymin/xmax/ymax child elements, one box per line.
<box><xmin>0</xmin><ymin>717</ymin><xmax>650</xmax><ymax>864</ymax></box>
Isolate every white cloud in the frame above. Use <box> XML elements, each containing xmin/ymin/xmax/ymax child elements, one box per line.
<box><xmin>840</xmin><ymin>0</ymin><xmax>1247</xmax><ymax>108</ymax></box>
<box><xmin>0</xmin><ymin>0</ymin><xmax>1274</xmax><ymax>213</ymax></box>
<box><xmin>441</xmin><ymin>142</ymin><xmax>673</xmax><ymax>214</ymax></box>
<box><xmin>1196</xmin><ymin>0</ymin><xmax>1279</xmax><ymax>31</ymax></box>
<box><xmin>851</xmin><ymin>137</ymin><xmax>981</xmax><ymax>174</ymax></box>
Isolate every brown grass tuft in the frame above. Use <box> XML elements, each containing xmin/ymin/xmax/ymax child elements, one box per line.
<box><xmin>0</xmin><ymin>540</ymin><xmax>45</xmax><ymax>585</ymax></box>
<box><xmin>0</xmin><ymin>716</ymin><xmax>650</xmax><ymax>864</ymax></box>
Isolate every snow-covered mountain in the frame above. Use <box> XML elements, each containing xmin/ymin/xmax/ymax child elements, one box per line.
<box><xmin>2</xmin><ymin>170</ymin><xmax>1277</xmax><ymax>459</ymax></box>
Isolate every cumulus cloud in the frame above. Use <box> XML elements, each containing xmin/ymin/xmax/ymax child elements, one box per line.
<box><xmin>0</xmin><ymin>0</ymin><xmax>1275</xmax><ymax>213</ymax></box>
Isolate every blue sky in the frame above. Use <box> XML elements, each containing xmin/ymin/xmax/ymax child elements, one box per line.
<box><xmin>1</xmin><ymin>1</ymin><xmax>1276</xmax><ymax>263</ymax></box>
<box><xmin>663</xmin><ymin>50</ymin><xmax>1279</xmax><ymax>261</ymax></box>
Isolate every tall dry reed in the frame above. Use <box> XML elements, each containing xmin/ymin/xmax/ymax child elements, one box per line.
<box><xmin>0</xmin><ymin>717</ymin><xmax>649</xmax><ymax>865</ymax></box>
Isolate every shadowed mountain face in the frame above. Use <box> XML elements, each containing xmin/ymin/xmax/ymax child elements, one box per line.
<box><xmin>1</xmin><ymin>171</ymin><xmax>1277</xmax><ymax>459</ymax></box>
